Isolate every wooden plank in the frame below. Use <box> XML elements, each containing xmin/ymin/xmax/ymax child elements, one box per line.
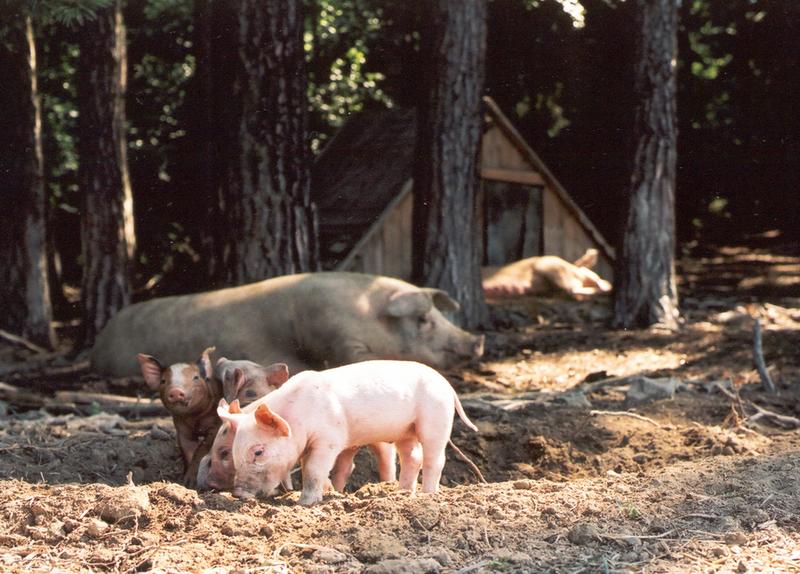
<box><xmin>337</xmin><ymin>179</ymin><xmax>414</xmax><ymax>273</ymax></box>
<box><xmin>379</xmin><ymin>190</ymin><xmax>414</xmax><ymax>279</ymax></box>
<box><xmin>480</xmin><ymin>168</ymin><xmax>544</xmax><ymax>186</ymax></box>
<box><xmin>480</xmin><ymin>125</ymin><xmax>531</xmax><ymax>171</ymax></box>
<box><xmin>482</xmin><ymin>97</ymin><xmax>616</xmax><ymax>263</ymax></box>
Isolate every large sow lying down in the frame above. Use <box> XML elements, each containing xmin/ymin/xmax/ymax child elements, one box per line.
<box><xmin>92</xmin><ymin>272</ymin><xmax>484</xmax><ymax>377</ymax></box>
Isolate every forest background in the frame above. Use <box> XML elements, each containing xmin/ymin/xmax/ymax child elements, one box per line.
<box><xmin>4</xmin><ymin>0</ymin><xmax>798</xmax><ymax>331</ymax></box>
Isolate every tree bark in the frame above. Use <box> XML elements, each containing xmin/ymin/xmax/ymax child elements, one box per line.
<box><xmin>77</xmin><ymin>0</ymin><xmax>135</xmax><ymax>346</ymax></box>
<box><xmin>190</xmin><ymin>0</ymin><xmax>235</xmax><ymax>287</ymax></box>
<box><xmin>613</xmin><ymin>0</ymin><xmax>680</xmax><ymax>330</ymax></box>
<box><xmin>0</xmin><ymin>16</ymin><xmax>56</xmax><ymax>348</ymax></box>
<box><xmin>412</xmin><ymin>0</ymin><xmax>488</xmax><ymax>329</ymax></box>
<box><xmin>219</xmin><ymin>0</ymin><xmax>318</xmax><ymax>284</ymax></box>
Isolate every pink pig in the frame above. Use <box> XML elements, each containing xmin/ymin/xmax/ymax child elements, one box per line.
<box><xmin>197</xmin><ymin>365</ymin><xmax>397</xmax><ymax>491</ymax></box>
<box><xmin>218</xmin><ymin>360</ymin><xmax>477</xmax><ymax>505</ymax></box>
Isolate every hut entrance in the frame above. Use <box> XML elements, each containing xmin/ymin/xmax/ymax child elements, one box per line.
<box><xmin>482</xmin><ymin>180</ymin><xmax>543</xmax><ymax>266</ymax></box>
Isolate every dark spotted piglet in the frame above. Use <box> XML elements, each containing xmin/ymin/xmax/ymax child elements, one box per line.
<box><xmin>215</xmin><ymin>357</ymin><xmax>289</xmax><ymax>407</ymax></box>
<box><xmin>137</xmin><ymin>346</ymin><xmax>222</xmax><ymax>488</ymax></box>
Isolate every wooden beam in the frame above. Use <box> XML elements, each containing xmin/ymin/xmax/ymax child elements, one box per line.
<box><xmin>480</xmin><ymin>168</ymin><xmax>544</xmax><ymax>186</ymax></box>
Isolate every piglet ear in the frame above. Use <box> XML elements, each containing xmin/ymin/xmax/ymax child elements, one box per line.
<box><xmin>229</xmin><ymin>398</ymin><xmax>242</xmax><ymax>414</ymax></box>
<box><xmin>197</xmin><ymin>346</ymin><xmax>216</xmax><ymax>379</ymax></box>
<box><xmin>262</xmin><ymin>363</ymin><xmax>290</xmax><ymax>388</ymax></box>
<box><xmin>254</xmin><ymin>403</ymin><xmax>291</xmax><ymax>437</ymax></box>
<box><xmin>217</xmin><ymin>401</ymin><xmax>240</xmax><ymax>432</ymax></box>
<box><xmin>137</xmin><ymin>354</ymin><xmax>163</xmax><ymax>390</ymax></box>
<box><xmin>233</xmin><ymin>367</ymin><xmax>247</xmax><ymax>395</ymax></box>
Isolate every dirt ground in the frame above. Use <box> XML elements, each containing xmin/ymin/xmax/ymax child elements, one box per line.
<box><xmin>1</xmin><ymin>240</ymin><xmax>799</xmax><ymax>573</ymax></box>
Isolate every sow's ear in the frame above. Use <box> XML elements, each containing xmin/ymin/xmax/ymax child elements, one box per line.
<box><xmin>137</xmin><ymin>354</ymin><xmax>163</xmax><ymax>390</ymax></box>
<box><xmin>262</xmin><ymin>363</ymin><xmax>290</xmax><ymax>388</ymax></box>
<box><xmin>573</xmin><ymin>248</ymin><xmax>598</xmax><ymax>269</ymax></box>
<box><xmin>197</xmin><ymin>346</ymin><xmax>216</xmax><ymax>380</ymax></box>
<box><xmin>422</xmin><ymin>288</ymin><xmax>460</xmax><ymax>313</ymax></box>
<box><xmin>385</xmin><ymin>290</ymin><xmax>432</xmax><ymax>317</ymax></box>
<box><xmin>254</xmin><ymin>403</ymin><xmax>291</xmax><ymax>437</ymax></box>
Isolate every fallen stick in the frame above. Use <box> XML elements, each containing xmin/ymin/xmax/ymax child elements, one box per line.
<box><xmin>0</xmin><ymin>329</ymin><xmax>48</xmax><ymax>354</ymax></box>
<box><xmin>713</xmin><ymin>382</ymin><xmax>800</xmax><ymax>429</ymax></box>
<box><xmin>448</xmin><ymin>439</ymin><xmax>487</xmax><ymax>483</ymax></box>
<box><xmin>53</xmin><ymin>390</ymin><xmax>165</xmax><ymax>416</ymax></box>
<box><xmin>580</xmin><ymin>375</ymin><xmax>631</xmax><ymax>394</ymax></box>
<box><xmin>0</xmin><ymin>359</ymin><xmax>90</xmax><ymax>379</ymax></box>
<box><xmin>753</xmin><ymin>318</ymin><xmax>776</xmax><ymax>394</ymax></box>
<box><xmin>0</xmin><ymin>381</ymin><xmax>48</xmax><ymax>409</ymax></box>
<box><xmin>0</xmin><ymin>382</ymin><xmax>165</xmax><ymax>417</ymax></box>
<box><xmin>589</xmin><ymin>410</ymin><xmax>661</xmax><ymax>427</ymax></box>
<box><xmin>747</xmin><ymin>403</ymin><xmax>800</xmax><ymax>429</ymax></box>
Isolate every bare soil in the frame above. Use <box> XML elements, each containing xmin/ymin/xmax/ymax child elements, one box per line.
<box><xmin>1</xmin><ymin>242</ymin><xmax>799</xmax><ymax>573</ymax></box>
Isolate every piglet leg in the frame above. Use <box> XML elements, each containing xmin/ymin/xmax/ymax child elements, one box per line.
<box><xmin>298</xmin><ymin>447</ymin><xmax>341</xmax><ymax>506</ymax></box>
<box><xmin>369</xmin><ymin>442</ymin><xmax>397</xmax><ymax>482</ymax></box>
<box><xmin>419</xmin><ymin>425</ymin><xmax>449</xmax><ymax>493</ymax></box>
<box><xmin>396</xmin><ymin>438</ymin><xmax>423</xmax><ymax>493</ymax></box>
<box><xmin>183</xmin><ymin>439</ymin><xmax>212</xmax><ymax>488</ymax></box>
<box><xmin>330</xmin><ymin>447</ymin><xmax>358</xmax><ymax>492</ymax></box>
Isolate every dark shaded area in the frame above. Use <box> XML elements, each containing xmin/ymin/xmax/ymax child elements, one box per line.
<box><xmin>22</xmin><ymin>0</ymin><xmax>800</xmax><ymax>322</ymax></box>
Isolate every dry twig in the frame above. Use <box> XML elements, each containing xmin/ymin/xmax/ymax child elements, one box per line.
<box><xmin>580</xmin><ymin>375</ymin><xmax>631</xmax><ymax>394</ymax></box>
<box><xmin>589</xmin><ymin>410</ymin><xmax>661</xmax><ymax>427</ymax></box>
<box><xmin>0</xmin><ymin>329</ymin><xmax>48</xmax><ymax>354</ymax></box>
<box><xmin>714</xmin><ymin>382</ymin><xmax>800</xmax><ymax>429</ymax></box>
<box><xmin>448</xmin><ymin>439</ymin><xmax>487</xmax><ymax>483</ymax></box>
<box><xmin>753</xmin><ymin>318</ymin><xmax>776</xmax><ymax>393</ymax></box>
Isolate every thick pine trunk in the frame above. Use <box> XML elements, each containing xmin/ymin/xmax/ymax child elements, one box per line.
<box><xmin>220</xmin><ymin>0</ymin><xmax>318</xmax><ymax>284</ymax></box>
<box><xmin>0</xmin><ymin>16</ymin><xmax>56</xmax><ymax>348</ymax></box>
<box><xmin>78</xmin><ymin>0</ymin><xmax>135</xmax><ymax>346</ymax></box>
<box><xmin>191</xmin><ymin>0</ymin><xmax>236</xmax><ymax>287</ymax></box>
<box><xmin>613</xmin><ymin>0</ymin><xmax>680</xmax><ymax>330</ymax></box>
<box><xmin>412</xmin><ymin>0</ymin><xmax>488</xmax><ymax>330</ymax></box>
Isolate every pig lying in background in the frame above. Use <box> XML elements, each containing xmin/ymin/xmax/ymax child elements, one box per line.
<box><xmin>196</xmin><ymin>363</ymin><xmax>396</xmax><ymax>491</ymax></box>
<box><xmin>137</xmin><ymin>347</ymin><xmax>221</xmax><ymax>487</ymax></box>
<box><xmin>481</xmin><ymin>249</ymin><xmax>612</xmax><ymax>300</ymax></box>
<box><xmin>218</xmin><ymin>360</ymin><xmax>477</xmax><ymax>505</ymax></box>
<box><xmin>92</xmin><ymin>272</ymin><xmax>485</xmax><ymax>378</ymax></box>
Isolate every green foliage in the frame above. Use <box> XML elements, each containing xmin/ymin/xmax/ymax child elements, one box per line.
<box><xmin>306</xmin><ymin>0</ymin><xmax>393</xmax><ymax>151</ymax></box>
<box><xmin>0</xmin><ymin>0</ymin><xmax>114</xmax><ymax>26</ymax></box>
<box><xmin>24</xmin><ymin>0</ymin><xmax>800</xmax><ymax>296</ymax></box>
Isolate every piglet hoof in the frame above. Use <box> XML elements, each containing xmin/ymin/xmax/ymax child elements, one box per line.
<box><xmin>298</xmin><ymin>491</ymin><xmax>322</xmax><ymax>506</ymax></box>
<box><xmin>233</xmin><ymin>487</ymin><xmax>256</xmax><ymax>500</ymax></box>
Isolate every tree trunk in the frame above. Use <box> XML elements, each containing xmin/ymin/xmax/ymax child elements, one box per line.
<box><xmin>412</xmin><ymin>0</ymin><xmax>488</xmax><ymax>330</ymax></box>
<box><xmin>219</xmin><ymin>0</ymin><xmax>318</xmax><ymax>284</ymax></box>
<box><xmin>613</xmin><ymin>0</ymin><xmax>680</xmax><ymax>330</ymax></box>
<box><xmin>0</xmin><ymin>16</ymin><xmax>56</xmax><ymax>348</ymax></box>
<box><xmin>189</xmin><ymin>0</ymin><xmax>235</xmax><ymax>287</ymax></box>
<box><xmin>77</xmin><ymin>0</ymin><xmax>135</xmax><ymax>346</ymax></box>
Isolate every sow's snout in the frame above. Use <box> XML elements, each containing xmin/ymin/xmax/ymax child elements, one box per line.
<box><xmin>445</xmin><ymin>331</ymin><xmax>485</xmax><ymax>366</ymax></box>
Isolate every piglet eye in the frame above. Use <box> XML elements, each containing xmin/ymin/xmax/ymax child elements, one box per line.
<box><xmin>219</xmin><ymin>450</ymin><xmax>229</xmax><ymax>460</ymax></box>
<box><xmin>245</xmin><ymin>389</ymin><xmax>257</xmax><ymax>398</ymax></box>
<box><xmin>254</xmin><ymin>449</ymin><xmax>264</xmax><ymax>457</ymax></box>
<box><xmin>193</xmin><ymin>375</ymin><xmax>200</xmax><ymax>381</ymax></box>
<box><xmin>160</xmin><ymin>379</ymin><xmax>166</xmax><ymax>385</ymax></box>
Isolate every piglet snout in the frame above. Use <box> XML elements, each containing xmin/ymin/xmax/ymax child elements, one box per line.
<box><xmin>167</xmin><ymin>388</ymin><xmax>187</xmax><ymax>404</ymax></box>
